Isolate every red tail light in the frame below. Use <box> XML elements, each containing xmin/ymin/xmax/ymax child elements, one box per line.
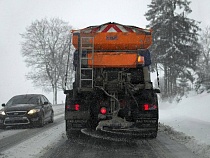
<box><xmin>66</xmin><ymin>103</ymin><xmax>80</xmax><ymax>111</ymax></box>
<box><xmin>74</xmin><ymin>104</ymin><xmax>80</xmax><ymax>111</ymax></box>
<box><xmin>100</xmin><ymin>107</ymin><xmax>107</xmax><ymax>114</ymax></box>
<box><xmin>143</xmin><ymin>104</ymin><xmax>157</xmax><ymax>111</ymax></box>
<box><xmin>144</xmin><ymin>104</ymin><xmax>149</xmax><ymax>110</ymax></box>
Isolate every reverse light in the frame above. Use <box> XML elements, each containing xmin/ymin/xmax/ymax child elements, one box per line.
<box><xmin>143</xmin><ymin>104</ymin><xmax>157</xmax><ymax>111</ymax></box>
<box><xmin>0</xmin><ymin>111</ymin><xmax>6</xmax><ymax>115</ymax></box>
<box><xmin>28</xmin><ymin>109</ymin><xmax>41</xmax><ymax>115</ymax></box>
<box><xmin>100</xmin><ymin>107</ymin><xmax>107</xmax><ymax>115</ymax></box>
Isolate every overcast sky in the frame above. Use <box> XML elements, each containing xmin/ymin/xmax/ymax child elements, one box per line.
<box><xmin>0</xmin><ymin>0</ymin><xmax>209</xmax><ymax>104</ymax></box>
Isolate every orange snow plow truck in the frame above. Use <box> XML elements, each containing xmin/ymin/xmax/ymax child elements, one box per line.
<box><xmin>64</xmin><ymin>22</ymin><xmax>160</xmax><ymax>139</ymax></box>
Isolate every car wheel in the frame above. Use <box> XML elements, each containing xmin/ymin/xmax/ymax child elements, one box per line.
<box><xmin>49</xmin><ymin>111</ymin><xmax>54</xmax><ymax>123</ymax></box>
<box><xmin>38</xmin><ymin>114</ymin><xmax>45</xmax><ymax>127</ymax></box>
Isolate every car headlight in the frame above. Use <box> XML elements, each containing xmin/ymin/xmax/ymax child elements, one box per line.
<box><xmin>0</xmin><ymin>111</ymin><xmax>6</xmax><ymax>115</ymax></box>
<box><xmin>28</xmin><ymin>109</ymin><xmax>41</xmax><ymax>115</ymax></box>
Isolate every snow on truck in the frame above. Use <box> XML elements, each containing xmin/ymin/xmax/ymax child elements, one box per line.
<box><xmin>64</xmin><ymin>22</ymin><xmax>160</xmax><ymax>139</ymax></box>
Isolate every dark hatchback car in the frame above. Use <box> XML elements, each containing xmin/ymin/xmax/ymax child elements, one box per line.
<box><xmin>0</xmin><ymin>94</ymin><xmax>54</xmax><ymax>129</ymax></box>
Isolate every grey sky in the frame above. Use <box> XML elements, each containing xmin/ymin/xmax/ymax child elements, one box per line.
<box><xmin>0</xmin><ymin>0</ymin><xmax>209</xmax><ymax>103</ymax></box>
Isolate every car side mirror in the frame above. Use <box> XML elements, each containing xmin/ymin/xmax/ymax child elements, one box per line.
<box><xmin>2</xmin><ymin>103</ymin><xmax>5</xmax><ymax>107</ymax></box>
<box><xmin>154</xmin><ymin>89</ymin><xmax>160</xmax><ymax>93</ymax></box>
<box><xmin>43</xmin><ymin>102</ymin><xmax>48</xmax><ymax>105</ymax></box>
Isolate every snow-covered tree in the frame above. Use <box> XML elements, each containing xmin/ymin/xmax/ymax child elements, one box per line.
<box><xmin>145</xmin><ymin>0</ymin><xmax>200</xmax><ymax>98</ymax></box>
<box><xmin>195</xmin><ymin>26</ymin><xmax>210</xmax><ymax>93</ymax></box>
<box><xmin>21</xmin><ymin>18</ymin><xmax>73</xmax><ymax>104</ymax></box>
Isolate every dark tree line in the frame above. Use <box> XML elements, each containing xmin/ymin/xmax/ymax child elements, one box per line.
<box><xmin>145</xmin><ymin>0</ymin><xmax>202</xmax><ymax>100</ymax></box>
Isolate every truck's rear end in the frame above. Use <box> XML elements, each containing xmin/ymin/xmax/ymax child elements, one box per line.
<box><xmin>65</xmin><ymin>22</ymin><xmax>160</xmax><ymax>138</ymax></box>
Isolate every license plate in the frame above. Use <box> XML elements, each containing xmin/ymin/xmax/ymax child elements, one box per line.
<box><xmin>69</xmin><ymin>120</ymin><xmax>86</xmax><ymax>123</ymax></box>
<box><xmin>72</xmin><ymin>123</ymin><xmax>82</xmax><ymax>128</ymax></box>
<box><xmin>8</xmin><ymin>117</ymin><xmax>23</xmax><ymax>120</ymax></box>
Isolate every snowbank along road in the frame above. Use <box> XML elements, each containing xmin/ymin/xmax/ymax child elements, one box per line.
<box><xmin>0</xmin><ymin>104</ymin><xmax>203</xmax><ymax>158</ymax></box>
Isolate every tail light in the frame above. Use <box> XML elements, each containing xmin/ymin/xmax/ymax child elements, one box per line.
<box><xmin>66</xmin><ymin>103</ymin><xmax>80</xmax><ymax>111</ymax></box>
<box><xmin>143</xmin><ymin>104</ymin><xmax>157</xmax><ymax>111</ymax></box>
<box><xmin>100</xmin><ymin>107</ymin><xmax>107</xmax><ymax>115</ymax></box>
<box><xmin>74</xmin><ymin>104</ymin><xmax>80</xmax><ymax>111</ymax></box>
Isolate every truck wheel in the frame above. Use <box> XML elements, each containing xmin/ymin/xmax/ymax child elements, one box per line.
<box><xmin>89</xmin><ymin>106</ymin><xmax>99</xmax><ymax>130</ymax></box>
<box><xmin>66</xmin><ymin>130</ymin><xmax>79</xmax><ymax>139</ymax></box>
<box><xmin>66</xmin><ymin>130</ymin><xmax>82</xmax><ymax>140</ymax></box>
<box><xmin>88</xmin><ymin>116</ymin><xmax>98</xmax><ymax>130</ymax></box>
<box><xmin>66</xmin><ymin>120</ymin><xmax>81</xmax><ymax>139</ymax></box>
<box><xmin>149</xmin><ymin>131</ymin><xmax>157</xmax><ymax>138</ymax></box>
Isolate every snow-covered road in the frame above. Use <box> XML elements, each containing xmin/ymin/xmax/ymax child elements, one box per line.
<box><xmin>0</xmin><ymin>93</ymin><xmax>210</xmax><ymax>158</ymax></box>
<box><xmin>46</xmin><ymin>128</ymin><xmax>197</xmax><ymax>158</ymax></box>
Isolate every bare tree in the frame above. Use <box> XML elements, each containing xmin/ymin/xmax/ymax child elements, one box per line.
<box><xmin>21</xmin><ymin>18</ymin><xmax>72</xmax><ymax>104</ymax></box>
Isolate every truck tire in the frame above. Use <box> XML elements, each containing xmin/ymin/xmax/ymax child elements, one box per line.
<box><xmin>150</xmin><ymin>131</ymin><xmax>157</xmax><ymax>138</ymax></box>
<box><xmin>88</xmin><ymin>114</ymin><xmax>98</xmax><ymax>130</ymax></box>
<box><xmin>89</xmin><ymin>99</ymin><xmax>99</xmax><ymax>130</ymax></box>
<box><xmin>66</xmin><ymin>120</ymin><xmax>81</xmax><ymax>139</ymax></box>
<box><xmin>66</xmin><ymin>130</ymin><xmax>80</xmax><ymax>139</ymax></box>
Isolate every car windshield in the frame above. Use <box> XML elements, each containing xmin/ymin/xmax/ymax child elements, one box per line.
<box><xmin>6</xmin><ymin>95</ymin><xmax>39</xmax><ymax>106</ymax></box>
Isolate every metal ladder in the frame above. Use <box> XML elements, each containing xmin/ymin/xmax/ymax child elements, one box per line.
<box><xmin>79</xmin><ymin>36</ymin><xmax>94</xmax><ymax>91</ymax></box>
